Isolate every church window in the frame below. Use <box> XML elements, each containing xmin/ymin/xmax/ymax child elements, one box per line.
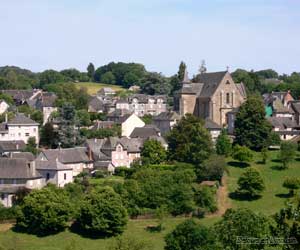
<box><xmin>226</xmin><ymin>93</ymin><xmax>230</xmax><ymax>104</ymax></box>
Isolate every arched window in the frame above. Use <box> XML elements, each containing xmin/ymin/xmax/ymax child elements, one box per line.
<box><xmin>226</xmin><ymin>93</ymin><xmax>230</xmax><ymax>104</ymax></box>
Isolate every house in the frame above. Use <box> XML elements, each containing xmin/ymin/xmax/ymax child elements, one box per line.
<box><xmin>36</xmin><ymin>159</ymin><xmax>73</xmax><ymax>187</ymax></box>
<box><xmin>153</xmin><ymin>111</ymin><xmax>181</xmax><ymax>136</ymax></box>
<box><xmin>1</xmin><ymin>89</ymin><xmax>42</xmax><ymax>106</ymax></box>
<box><xmin>121</xmin><ymin>113</ymin><xmax>145</xmax><ymax>137</ymax></box>
<box><xmin>36</xmin><ymin>147</ymin><xmax>93</xmax><ymax>177</ymax></box>
<box><xmin>0</xmin><ymin>100</ymin><xmax>9</xmax><ymax>114</ymax></box>
<box><xmin>289</xmin><ymin>101</ymin><xmax>300</xmax><ymax>125</ymax></box>
<box><xmin>107</xmin><ymin>109</ymin><xmax>133</xmax><ymax>124</ymax></box>
<box><xmin>97</xmin><ymin>87</ymin><xmax>116</xmax><ymax>96</ymax></box>
<box><xmin>204</xmin><ymin>118</ymin><xmax>222</xmax><ymax>142</ymax></box>
<box><xmin>11</xmin><ymin>152</ymin><xmax>35</xmax><ymax>162</ymax></box>
<box><xmin>177</xmin><ymin>70</ymin><xmax>246</xmax><ymax>126</ymax></box>
<box><xmin>93</xmin><ymin>161</ymin><xmax>115</xmax><ymax>174</ymax></box>
<box><xmin>88</xmin><ymin>96</ymin><xmax>105</xmax><ymax>113</ymax></box>
<box><xmin>0</xmin><ymin>113</ymin><xmax>39</xmax><ymax>144</ymax></box>
<box><xmin>34</xmin><ymin>92</ymin><xmax>58</xmax><ymax>125</ymax></box>
<box><xmin>267</xmin><ymin>117</ymin><xmax>300</xmax><ymax>140</ymax></box>
<box><xmin>0</xmin><ymin>140</ymin><xmax>26</xmax><ymax>156</ymax></box>
<box><xmin>91</xmin><ymin>120</ymin><xmax>116</xmax><ymax>130</ymax></box>
<box><xmin>116</xmin><ymin>99</ymin><xmax>130</xmax><ymax>110</ymax></box>
<box><xmin>130</xmin><ymin>125</ymin><xmax>161</xmax><ymax>139</ymax></box>
<box><xmin>0</xmin><ymin>158</ymin><xmax>44</xmax><ymax>207</ymax></box>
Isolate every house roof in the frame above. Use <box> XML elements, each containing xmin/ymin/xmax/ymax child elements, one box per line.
<box><xmin>8</xmin><ymin>113</ymin><xmax>39</xmax><ymax>125</ymax></box>
<box><xmin>204</xmin><ymin>118</ymin><xmax>222</xmax><ymax>130</ymax></box>
<box><xmin>196</xmin><ymin>71</ymin><xmax>227</xmax><ymax>97</ymax></box>
<box><xmin>267</xmin><ymin>117</ymin><xmax>299</xmax><ymax>130</ymax></box>
<box><xmin>11</xmin><ymin>152</ymin><xmax>35</xmax><ymax>162</ymax></box>
<box><xmin>153</xmin><ymin>111</ymin><xmax>181</xmax><ymax>121</ymax></box>
<box><xmin>88</xmin><ymin>97</ymin><xmax>104</xmax><ymax>111</ymax></box>
<box><xmin>36</xmin><ymin>160</ymin><xmax>72</xmax><ymax>171</ymax></box>
<box><xmin>36</xmin><ymin>92</ymin><xmax>57</xmax><ymax>108</ymax></box>
<box><xmin>130</xmin><ymin>125</ymin><xmax>160</xmax><ymax>138</ymax></box>
<box><xmin>91</xmin><ymin>120</ymin><xmax>115</xmax><ymax>130</ymax></box>
<box><xmin>272</xmin><ymin>99</ymin><xmax>291</xmax><ymax>113</ymax></box>
<box><xmin>0</xmin><ymin>140</ymin><xmax>26</xmax><ymax>152</ymax></box>
<box><xmin>1</xmin><ymin>90</ymin><xmax>36</xmax><ymax>101</ymax></box>
<box><xmin>0</xmin><ymin>158</ymin><xmax>41</xmax><ymax>179</ymax></box>
<box><xmin>291</xmin><ymin>101</ymin><xmax>300</xmax><ymax>114</ymax></box>
<box><xmin>39</xmin><ymin>147</ymin><xmax>91</xmax><ymax>164</ymax></box>
<box><xmin>236</xmin><ymin>83</ymin><xmax>247</xmax><ymax>98</ymax></box>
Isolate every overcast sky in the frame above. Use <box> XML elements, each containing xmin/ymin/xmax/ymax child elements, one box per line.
<box><xmin>0</xmin><ymin>0</ymin><xmax>299</xmax><ymax>76</ymax></box>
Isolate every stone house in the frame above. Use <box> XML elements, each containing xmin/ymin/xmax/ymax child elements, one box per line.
<box><xmin>88</xmin><ymin>96</ymin><xmax>105</xmax><ymax>113</ymax></box>
<box><xmin>98</xmin><ymin>87</ymin><xmax>116</xmax><ymax>96</ymax></box>
<box><xmin>0</xmin><ymin>113</ymin><xmax>39</xmax><ymax>144</ymax></box>
<box><xmin>34</xmin><ymin>92</ymin><xmax>58</xmax><ymax>125</ymax></box>
<box><xmin>178</xmin><ymin>71</ymin><xmax>246</xmax><ymax>126</ymax></box>
<box><xmin>121</xmin><ymin>113</ymin><xmax>145</xmax><ymax>137</ymax></box>
<box><xmin>153</xmin><ymin>111</ymin><xmax>181</xmax><ymax>136</ymax></box>
<box><xmin>36</xmin><ymin>147</ymin><xmax>93</xmax><ymax>177</ymax></box>
<box><xmin>1</xmin><ymin>89</ymin><xmax>42</xmax><ymax>106</ymax></box>
<box><xmin>0</xmin><ymin>158</ymin><xmax>44</xmax><ymax>207</ymax></box>
<box><xmin>267</xmin><ymin>116</ymin><xmax>300</xmax><ymax>140</ymax></box>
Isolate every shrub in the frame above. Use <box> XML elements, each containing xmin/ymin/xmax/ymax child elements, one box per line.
<box><xmin>194</xmin><ymin>185</ymin><xmax>217</xmax><ymax>213</ymax></box>
<box><xmin>283</xmin><ymin>177</ymin><xmax>300</xmax><ymax>196</ymax></box>
<box><xmin>232</xmin><ymin>145</ymin><xmax>253</xmax><ymax>164</ymax></box>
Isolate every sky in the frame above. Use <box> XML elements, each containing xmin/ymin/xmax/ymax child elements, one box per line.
<box><xmin>0</xmin><ymin>0</ymin><xmax>300</xmax><ymax>76</ymax></box>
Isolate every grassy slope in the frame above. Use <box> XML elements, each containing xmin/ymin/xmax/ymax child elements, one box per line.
<box><xmin>1</xmin><ymin>150</ymin><xmax>299</xmax><ymax>249</ymax></box>
<box><xmin>75</xmin><ymin>82</ymin><xmax>125</xmax><ymax>95</ymax></box>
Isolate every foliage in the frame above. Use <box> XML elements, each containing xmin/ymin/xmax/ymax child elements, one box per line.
<box><xmin>141</xmin><ymin>139</ymin><xmax>167</xmax><ymax>165</ymax></box>
<box><xmin>0</xmin><ymin>205</ymin><xmax>18</xmax><ymax>222</ymax></box>
<box><xmin>261</xmin><ymin>147</ymin><xmax>268</xmax><ymax>164</ymax></box>
<box><xmin>196</xmin><ymin>155</ymin><xmax>226</xmax><ymax>182</ymax></box>
<box><xmin>165</xmin><ymin>219</ymin><xmax>219</xmax><ymax>250</ymax></box>
<box><xmin>16</xmin><ymin>185</ymin><xmax>72</xmax><ymax>235</ymax></box>
<box><xmin>76</xmin><ymin>109</ymin><xmax>91</xmax><ymax>126</ymax></box>
<box><xmin>282</xmin><ymin>177</ymin><xmax>300</xmax><ymax>196</ymax></box>
<box><xmin>18</xmin><ymin>105</ymin><xmax>43</xmax><ymax>124</ymax></box>
<box><xmin>24</xmin><ymin>137</ymin><xmax>38</xmax><ymax>155</ymax></box>
<box><xmin>279</xmin><ymin>141</ymin><xmax>297</xmax><ymax>169</ymax></box>
<box><xmin>109</xmin><ymin>236</ymin><xmax>152</xmax><ymax>250</ymax></box>
<box><xmin>168</xmin><ymin>114</ymin><xmax>213</xmax><ymax>165</ymax></box>
<box><xmin>76</xmin><ymin>187</ymin><xmax>128</xmax><ymax>236</ymax></box>
<box><xmin>140</xmin><ymin>72</ymin><xmax>171</xmax><ymax>95</ymax></box>
<box><xmin>232</xmin><ymin>145</ymin><xmax>253</xmax><ymax>163</ymax></box>
<box><xmin>234</xmin><ymin>95</ymin><xmax>273</xmax><ymax>151</ymax></box>
<box><xmin>214</xmin><ymin>208</ymin><xmax>270</xmax><ymax>250</ymax></box>
<box><xmin>40</xmin><ymin>122</ymin><xmax>58</xmax><ymax>148</ymax></box>
<box><xmin>80</xmin><ymin>126</ymin><xmax>120</xmax><ymax>139</ymax></box>
<box><xmin>216</xmin><ymin>129</ymin><xmax>232</xmax><ymax>156</ymax></box>
<box><xmin>0</xmin><ymin>93</ymin><xmax>14</xmax><ymax>105</ymax></box>
<box><xmin>236</xmin><ymin>168</ymin><xmax>265</xmax><ymax>198</ymax></box>
<box><xmin>141</xmin><ymin>114</ymin><xmax>152</xmax><ymax>124</ymax></box>
<box><xmin>100</xmin><ymin>72</ymin><xmax>116</xmax><ymax>84</ymax></box>
<box><xmin>177</xmin><ymin>61</ymin><xmax>186</xmax><ymax>82</ymax></box>
<box><xmin>38</xmin><ymin>70</ymin><xmax>66</xmax><ymax>87</ymax></box>
<box><xmin>194</xmin><ymin>185</ymin><xmax>217</xmax><ymax>213</ymax></box>
<box><xmin>87</xmin><ymin>63</ymin><xmax>95</xmax><ymax>81</ymax></box>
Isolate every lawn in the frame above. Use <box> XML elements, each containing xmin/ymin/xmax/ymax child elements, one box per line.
<box><xmin>227</xmin><ymin>150</ymin><xmax>300</xmax><ymax>215</ymax></box>
<box><xmin>0</xmin><ymin>217</ymin><xmax>220</xmax><ymax>250</ymax></box>
<box><xmin>75</xmin><ymin>82</ymin><xmax>125</xmax><ymax>95</ymax></box>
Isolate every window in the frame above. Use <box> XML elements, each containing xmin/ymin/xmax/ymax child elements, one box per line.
<box><xmin>46</xmin><ymin>173</ymin><xmax>50</xmax><ymax>181</ymax></box>
<box><xmin>18</xmin><ymin>133</ymin><xmax>21</xmax><ymax>136</ymax></box>
<box><xmin>25</xmin><ymin>133</ymin><xmax>30</xmax><ymax>136</ymax></box>
<box><xmin>64</xmin><ymin>173</ymin><xmax>67</xmax><ymax>180</ymax></box>
<box><xmin>1</xmin><ymin>194</ymin><xmax>4</xmax><ymax>200</ymax></box>
<box><xmin>33</xmin><ymin>128</ymin><xmax>36</xmax><ymax>132</ymax></box>
<box><xmin>226</xmin><ymin>80</ymin><xmax>230</xmax><ymax>84</ymax></box>
<box><xmin>226</xmin><ymin>93</ymin><xmax>230</xmax><ymax>104</ymax></box>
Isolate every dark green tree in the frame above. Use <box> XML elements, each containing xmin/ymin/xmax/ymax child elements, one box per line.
<box><xmin>234</xmin><ymin>95</ymin><xmax>273</xmax><ymax>150</ymax></box>
<box><xmin>165</xmin><ymin>219</ymin><xmax>219</xmax><ymax>250</ymax></box>
<box><xmin>140</xmin><ymin>72</ymin><xmax>171</xmax><ymax>95</ymax></box>
<box><xmin>216</xmin><ymin>129</ymin><xmax>232</xmax><ymax>156</ymax></box>
<box><xmin>168</xmin><ymin>114</ymin><xmax>213</xmax><ymax>165</ymax></box>
<box><xmin>141</xmin><ymin>139</ymin><xmax>167</xmax><ymax>165</ymax></box>
<box><xmin>16</xmin><ymin>186</ymin><xmax>72</xmax><ymax>235</ymax></box>
<box><xmin>214</xmin><ymin>208</ymin><xmax>270</xmax><ymax>250</ymax></box>
<box><xmin>232</xmin><ymin>145</ymin><xmax>253</xmax><ymax>164</ymax></box>
<box><xmin>87</xmin><ymin>63</ymin><xmax>95</xmax><ymax>81</ymax></box>
<box><xmin>101</xmin><ymin>71</ymin><xmax>116</xmax><ymax>84</ymax></box>
<box><xmin>279</xmin><ymin>141</ymin><xmax>297</xmax><ymax>169</ymax></box>
<box><xmin>40</xmin><ymin>122</ymin><xmax>58</xmax><ymax>148</ymax></box>
<box><xmin>177</xmin><ymin>61</ymin><xmax>187</xmax><ymax>82</ymax></box>
<box><xmin>236</xmin><ymin>168</ymin><xmax>265</xmax><ymax>198</ymax></box>
<box><xmin>283</xmin><ymin>177</ymin><xmax>300</xmax><ymax>196</ymax></box>
<box><xmin>197</xmin><ymin>155</ymin><xmax>226</xmax><ymax>182</ymax></box>
<box><xmin>24</xmin><ymin>137</ymin><xmax>38</xmax><ymax>155</ymax></box>
<box><xmin>76</xmin><ymin>187</ymin><xmax>128</xmax><ymax>236</ymax></box>
<box><xmin>194</xmin><ymin>185</ymin><xmax>217</xmax><ymax>213</ymax></box>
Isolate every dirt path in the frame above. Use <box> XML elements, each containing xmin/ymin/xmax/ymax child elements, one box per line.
<box><xmin>207</xmin><ymin>174</ymin><xmax>231</xmax><ymax>218</ymax></box>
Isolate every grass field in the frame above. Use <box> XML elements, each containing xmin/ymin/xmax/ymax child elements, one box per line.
<box><xmin>75</xmin><ymin>82</ymin><xmax>125</xmax><ymax>95</ymax></box>
<box><xmin>1</xmin><ymin>150</ymin><xmax>299</xmax><ymax>249</ymax></box>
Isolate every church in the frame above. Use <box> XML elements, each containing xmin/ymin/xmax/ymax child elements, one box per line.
<box><xmin>177</xmin><ymin>70</ymin><xmax>247</xmax><ymax>126</ymax></box>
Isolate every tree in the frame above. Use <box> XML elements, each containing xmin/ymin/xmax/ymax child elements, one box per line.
<box><xmin>236</xmin><ymin>168</ymin><xmax>265</xmax><ymax>198</ymax></box>
<box><xmin>214</xmin><ymin>208</ymin><xmax>270</xmax><ymax>250</ymax></box>
<box><xmin>197</xmin><ymin>155</ymin><xmax>226</xmax><ymax>182</ymax></box>
<box><xmin>40</xmin><ymin>122</ymin><xmax>58</xmax><ymax>148</ymax></box>
<box><xmin>232</xmin><ymin>145</ymin><xmax>253</xmax><ymax>165</ymax></box>
<box><xmin>109</xmin><ymin>236</ymin><xmax>152</xmax><ymax>250</ymax></box>
<box><xmin>168</xmin><ymin>114</ymin><xmax>213</xmax><ymax>165</ymax></box>
<box><xmin>76</xmin><ymin>109</ymin><xmax>91</xmax><ymax>126</ymax></box>
<box><xmin>216</xmin><ymin>129</ymin><xmax>232</xmax><ymax>156</ymax></box>
<box><xmin>283</xmin><ymin>177</ymin><xmax>300</xmax><ymax>196</ymax></box>
<box><xmin>140</xmin><ymin>72</ymin><xmax>171</xmax><ymax>95</ymax></box>
<box><xmin>87</xmin><ymin>63</ymin><xmax>95</xmax><ymax>81</ymax></box>
<box><xmin>58</xmin><ymin>103</ymin><xmax>84</xmax><ymax>148</ymax></box>
<box><xmin>16</xmin><ymin>186</ymin><xmax>72</xmax><ymax>235</ymax></box>
<box><xmin>76</xmin><ymin>187</ymin><xmax>128</xmax><ymax>236</ymax></box>
<box><xmin>165</xmin><ymin>219</ymin><xmax>219</xmax><ymax>250</ymax></box>
<box><xmin>279</xmin><ymin>141</ymin><xmax>297</xmax><ymax>169</ymax></box>
<box><xmin>194</xmin><ymin>185</ymin><xmax>217</xmax><ymax>213</ymax></box>
<box><xmin>177</xmin><ymin>61</ymin><xmax>186</xmax><ymax>82</ymax></box>
<box><xmin>234</xmin><ymin>95</ymin><xmax>273</xmax><ymax>151</ymax></box>
<box><xmin>24</xmin><ymin>137</ymin><xmax>38</xmax><ymax>155</ymax></box>
<box><xmin>261</xmin><ymin>147</ymin><xmax>268</xmax><ymax>164</ymax></box>
<box><xmin>141</xmin><ymin>139</ymin><xmax>167</xmax><ymax>165</ymax></box>
<box><xmin>101</xmin><ymin>71</ymin><xmax>116</xmax><ymax>84</ymax></box>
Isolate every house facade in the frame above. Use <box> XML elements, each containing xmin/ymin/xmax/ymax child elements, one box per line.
<box><xmin>121</xmin><ymin>113</ymin><xmax>145</xmax><ymax>137</ymax></box>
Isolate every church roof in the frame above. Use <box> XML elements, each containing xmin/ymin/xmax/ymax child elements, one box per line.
<box><xmin>197</xmin><ymin>71</ymin><xmax>227</xmax><ymax>97</ymax></box>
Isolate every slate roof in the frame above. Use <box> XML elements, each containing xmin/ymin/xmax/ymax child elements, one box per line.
<box><xmin>196</xmin><ymin>71</ymin><xmax>227</xmax><ymax>97</ymax></box>
<box><xmin>88</xmin><ymin>97</ymin><xmax>104</xmax><ymax>112</ymax></box>
<box><xmin>36</xmin><ymin>92</ymin><xmax>57</xmax><ymax>108</ymax></box>
<box><xmin>267</xmin><ymin>117</ymin><xmax>299</xmax><ymax>130</ymax></box>
<box><xmin>130</xmin><ymin>125</ymin><xmax>160</xmax><ymax>138</ymax></box>
<box><xmin>204</xmin><ymin>118</ymin><xmax>222</xmax><ymax>130</ymax></box>
<box><xmin>36</xmin><ymin>160</ymin><xmax>72</xmax><ymax>171</ymax></box>
<box><xmin>128</xmin><ymin>94</ymin><xmax>167</xmax><ymax>103</ymax></box>
<box><xmin>39</xmin><ymin>147</ymin><xmax>91</xmax><ymax>164</ymax></box>
<box><xmin>0</xmin><ymin>140</ymin><xmax>26</xmax><ymax>152</ymax></box>
<box><xmin>178</xmin><ymin>83</ymin><xmax>204</xmax><ymax>95</ymax></box>
<box><xmin>291</xmin><ymin>101</ymin><xmax>300</xmax><ymax>114</ymax></box>
<box><xmin>94</xmin><ymin>161</ymin><xmax>113</xmax><ymax>168</ymax></box>
<box><xmin>1</xmin><ymin>90</ymin><xmax>36</xmax><ymax>101</ymax></box>
<box><xmin>0</xmin><ymin>158</ymin><xmax>41</xmax><ymax>179</ymax></box>
<box><xmin>153</xmin><ymin>111</ymin><xmax>181</xmax><ymax>121</ymax></box>
<box><xmin>11</xmin><ymin>152</ymin><xmax>35</xmax><ymax>162</ymax></box>
<box><xmin>8</xmin><ymin>113</ymin><xmax>39</xmax><ymax>125</ymax></box>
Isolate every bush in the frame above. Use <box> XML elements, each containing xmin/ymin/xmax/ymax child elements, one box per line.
<box><xmin>16</xmin><ymin>186</ymin><xmax>72</xmax><ymax>235</ymax></box>
<box><xmin>283</xmin><ymin>177</ymin><xmax>300</xmax><ymax>196</ymax></box>
<box><xmin>0</xmin><ymin>205</ymin><xmax>17</xmax><ymax>222</ymax></box>
<box><xmin>114</xmin><ymin>167</ymin><xmax>134</xmax><ymax>178</ymax></box>
<box><xmin>93</xmin><ymin>170</ymin><xmax>109</xmax><ymax>179</ymax></box>
<box><xmin>75</xmin><ymin>187</ymin><xmax>128</xmax><ymax>236</ymax></box>
<box><xmin>279</xmin><ymin>141</ymin><xmax>297</xmax><ymax>169</ymax></box>
<box><xmin>197</xmin><ymin>155</ymin><xmax>226</xmax><ymax>182</ymax></box>
<box><xmin>216</xmin><ymin>129</ymin><xmax>232</xmax><ymax>156</ymax></box>
<box><xmin>232</xmin><ymin>145</ymin><xmax>253</xmax><ymax>164</ymax></box>
<box><xmin>194</xmin><ymin>185</ymin><xmax>217</xmax><ymax>213</ymax></box>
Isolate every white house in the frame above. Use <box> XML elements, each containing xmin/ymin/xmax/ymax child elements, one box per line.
<box><xmin>0</xmin><ymin>113</ymin><xmax>39</xmax><ymax>144</ymax></box>
<box><xmin>36</xmin><ymin>159</ymin><xmax>73</xmax><ymax>187</ymax></box>
<box><xmin>36</xmin><ymin>147</ymin><xmax>93</xmax><ymax>177</ymax></box>
<box><xmin>0</xmin><ymin>100</ymin><xmax>9</xmax><ymax>115</ymax></box>
<box><xmin>0</xmin><ymin>158</ymin><xmax>44</xmax><ymax>207</ymax></box>
<box><xmin>121</xmin><ymin>113</ymin><xmax>145</xmax><ymax>137</ymax></box>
